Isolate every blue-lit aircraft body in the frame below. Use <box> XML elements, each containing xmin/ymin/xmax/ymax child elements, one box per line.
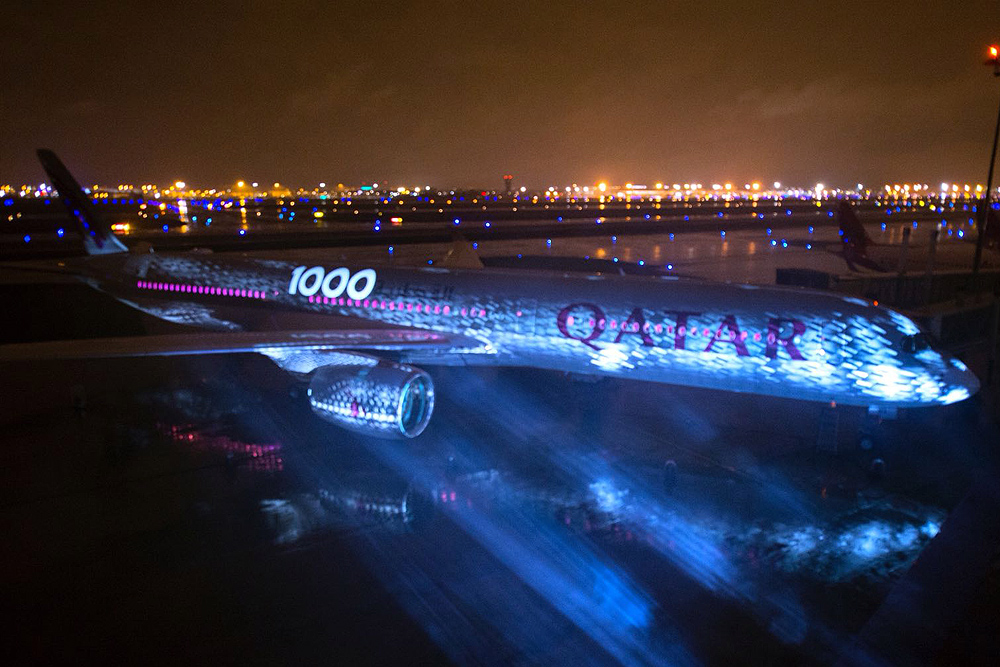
<box><xmin>0</xmin><ymin>151</ymin><xmax>980</xmax><ymax>439</ymax></box>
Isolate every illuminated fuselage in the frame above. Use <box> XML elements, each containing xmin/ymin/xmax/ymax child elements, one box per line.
<box><xmin>83</xmin><ymin>252</ymin><xmax>978</xmax><ymax>408</ymax></box>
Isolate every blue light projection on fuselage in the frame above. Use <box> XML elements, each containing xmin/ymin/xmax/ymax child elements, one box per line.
<box><xmin>112</xmin><ymin>254</ymin><xmax>978</xmax><ymax>409</ymax></box>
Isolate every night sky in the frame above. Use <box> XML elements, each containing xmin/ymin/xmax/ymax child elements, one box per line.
<box><xmin>3</xmin><ymin>1</ymin><xmax>999</xmax><ymax>188</ymax></box>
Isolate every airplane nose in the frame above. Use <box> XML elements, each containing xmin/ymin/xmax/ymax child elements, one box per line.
<box><xmin>940</xmin><ymin>359</ymin><xmax>980</xmax><ymax>404</ymax></box>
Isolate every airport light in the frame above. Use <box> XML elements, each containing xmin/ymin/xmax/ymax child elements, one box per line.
<box><xmin>973</xmin><ymin>43</ymin><xmax>1000</xmax><ymax>274</ymax></box>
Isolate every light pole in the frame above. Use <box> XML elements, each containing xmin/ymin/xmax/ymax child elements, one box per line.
<box><xmin>973</xmin><ymin>45</ymin><xmax>1000</xmax><ymax>275</ymax></box>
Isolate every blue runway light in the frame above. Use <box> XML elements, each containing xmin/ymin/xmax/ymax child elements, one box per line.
<box><xmin>162</xmin><ymin>224</ymin><xmax>168</xmax><ymax>232</ymax></box>
<box><xmin>638</xmin><ymin>260</ymin><xmax>644</xmax><ymax>266</ymax></box>
<box><xmin>806</xmin><ymin>243</ymin><xmax>812</xmax><ymax>249</ymax></box>
<box><xmin>717</xmin><ymin>212</ymin><xmax>724</xmax><ymax>217</ymax></box>
<box><xmin>428</xmin><ymin>260</ymin><xmax>433</xmax><ymax>264</ymax></box>
<box><xmin>23</xmin><ymin>234</ymin><xmax>30</xmax><ymax>243</ymax></box>
<box><xmin>666</xmin><ymin>263</ymin><xmax>673</xmax><ymax>269</ymax></box>
<box><xmin>770</xmin><ymin>239</ymin><xmax>777</xmax><ymax>246</ymax></box>
<box><xmin>720</xmin><ymin>230</ymin><xmax>726</xmax><ymax>238</ymax></box>
<box><xmin>881</xmin><ymin>223</ymin><xmax>886</xmax><ymax>230</ymax></box>
<box><xmin>484</xmin><ymin>221</ymin><xmax>491</xmax><ymax>228</ymax></box>
<box><xmin>546</xmin><ymin>238</ymin><xmax>552</xmax><ymax>246</ymax></box>
<box><xmin>808</xmin><ymin>226</ymin><xmax>814</xmax><ymax>233</ymax></box>
<box><xmin>239</xmin><ymin>229</ymin><xmax>246</xmax><ymax>235</ymax></box>
<box><xmin>766</xmin><ymin>228</ymin><xmax>772</xmax><ymax>236</ymax></box>
<box><xmin>683</xmin><ymin>215</ymin><xmax>689</xmax><ymax>221</ymax></box>
<box><xmin>454</xmin><ymin>218</ymin><xmax>460</xmax><ymax>225</ymax></box>
<box><xmin>786</xmin><ymin>209</ymin><xmax>792</xmax><ymax>215</ymax></box>
<box><xmin>781</xmin><ymin>240</ymin><xmax>788</xmax><ymax>247</ymax></box>
<box><xmin>388</xmin><ymin>246</ymin><xmax>394</xmax><ymax>253</ymax></box>
<box><xmin>669</xmin><ymin>233</ymin><xmax>675</xmax><ymax>240</ymax></box>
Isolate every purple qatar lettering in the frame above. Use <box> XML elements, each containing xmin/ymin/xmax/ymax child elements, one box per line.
<box><xmin>662</xmin><ymin>310</ymin><xmax>701</xmax><ymax>350</ymax></box>
<box><xmin>703</xmin><ymin>314</ymin><xmax>750</xmax><ymax>356</ymax></box>
<box><xmin>556</xmin><ymin>305</ymin><xmax>808</xmax><ymax>360</ymax></box>
<box><xmin>557</xmin><ymin>302</ymin><xmax>607</xmax><ymax>350</ymax></box>
<box><xmin>614</xmin><ymin>307</ymin><xmax>655</xmax><ymax>346</ymax></box>
<box><xmin>765</xmin><ymin>318</ymin><xmax>806</xmax><ymax>360</ymax></box>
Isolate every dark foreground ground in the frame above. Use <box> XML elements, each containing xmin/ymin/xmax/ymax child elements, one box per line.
<box><xmin>2</xmin><ymin>283</ymin><xmax>999</xmax><ymax>666</ymax></box>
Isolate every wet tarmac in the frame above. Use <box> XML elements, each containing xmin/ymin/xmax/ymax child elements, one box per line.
<box><xmin>2</xmin><ymin>278</ymin><xmax>999</xmax><ymax>665</ymax></box>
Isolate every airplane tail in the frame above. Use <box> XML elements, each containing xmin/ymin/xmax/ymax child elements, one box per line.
<box><xmin>837</xmin><ymin>200</ymin><xmax>884</xmax><ymax>271</ymax></box>
<box><xmin>37</xmin><ymin>149</ymin><xmax>127</xmax><ymax>255</ymax></box>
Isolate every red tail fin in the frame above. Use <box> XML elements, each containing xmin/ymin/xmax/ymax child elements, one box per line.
<box><xmin>838</xmin><ymin>201</ymin><xmax>872</xmax><ymax>255</ymax></box>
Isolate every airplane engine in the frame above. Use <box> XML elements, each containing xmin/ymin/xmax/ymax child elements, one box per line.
<box><xmin>307</xmin><ymin>360</ymin><xmax>434</xmax><ymax>439</ymax></box>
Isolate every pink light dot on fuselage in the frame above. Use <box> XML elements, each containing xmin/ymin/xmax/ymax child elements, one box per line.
<box><xmin>443</xmin><ymin>305</ymin><xmax>450</xmax><ymax>314</ymax></box>
<box><xmin>566</xmin><ymin>316</ymin><xmax>575</xmax><ymax>326</ymax></box>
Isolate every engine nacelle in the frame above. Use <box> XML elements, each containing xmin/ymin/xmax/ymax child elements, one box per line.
<box><xmin>307</xmin><ymin>358</ymin><xmax>434</xmax><ymax>439</ymax></box>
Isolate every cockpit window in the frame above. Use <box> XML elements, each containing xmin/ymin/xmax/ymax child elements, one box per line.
<box><xmin>900</xmin><ymin>333</ymin><xmax>931</xmax><ymax>353</ymax></box>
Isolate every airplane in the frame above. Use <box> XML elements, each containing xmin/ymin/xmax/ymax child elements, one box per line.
<box><xmin>0</xmin><ymin>151</ymin><xmax>980</xmax><ymax>439</ymax></box>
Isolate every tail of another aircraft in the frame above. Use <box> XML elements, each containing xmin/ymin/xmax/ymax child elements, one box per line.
<box><xmin>837</xmin><ymin>200</ymin><xmax>884</xmax><ymax>272</ymax></box>
<box><xmin>37</xmin><ymin>149</ymin><xmax>127</xmax><ymax>255</ymax></box>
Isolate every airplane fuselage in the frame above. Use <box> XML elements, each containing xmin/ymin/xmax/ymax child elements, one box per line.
<box><xmin>81</xmin><ymin>251</ymin><xmax>977</xmax><ymax>408</ymax></box>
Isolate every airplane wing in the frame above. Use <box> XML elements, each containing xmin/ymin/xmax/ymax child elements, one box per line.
<box><xmin>0</xmin><ymin>328</ymin><xmax>485</xmax><ymax>362</ymax></box>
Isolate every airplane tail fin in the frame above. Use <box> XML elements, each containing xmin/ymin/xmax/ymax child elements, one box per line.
<box><xmin>837</xmin><ymin>200</ymin><xmax>886</xmax><ymax>271</ymax></box>
<box><xmin>36</xmin><ymin>149</ymin><xmax>127</xmax><ymax>255</ymax></box>
<box><xmin>837</xmin><ymin>200</ymin><xmax>873</xmax><ymax>254</ymax></box>
<box><xmin>439</xmin><ymin>232</ymin><xmax>484</xmax><ymax>269</ymax></box>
